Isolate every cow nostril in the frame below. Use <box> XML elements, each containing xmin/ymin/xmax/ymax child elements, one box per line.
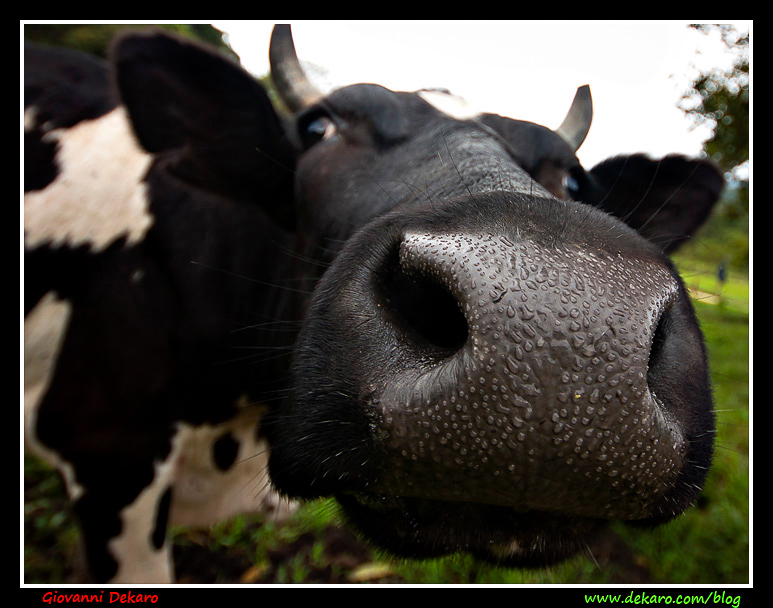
<box><xmin>377</xmin><ymin>247</ymin><xmax>468</xmax><ymax>354</ymax></box>
<box><xmin>646</xmin><ymin>298</ymin><xmax>677</xmax><ymax>402</ymax></box>
<box><xmin>648</xmin><ymin>312</ymin><xmax>668</xmax><ymax>377</ymax></box>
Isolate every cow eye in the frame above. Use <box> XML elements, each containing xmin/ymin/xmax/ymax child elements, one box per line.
<box><xmin>299</xmin><ymin>114</ymin><xmax>337</xmax><ymax>149</ymax></box>
<box><xmin>563</xmin><ymin>168</ymin><xmax>586</xmax><ymax>200</ymax></box>
<box><xmin>563</xmin><ymin>174</ymin><xmax>580</xmax><ymax>198</ymax></box>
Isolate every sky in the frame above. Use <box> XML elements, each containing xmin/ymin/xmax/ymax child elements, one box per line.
<box><xmin>211</xmin><ymin>20</ymin><xmax>748</xmax><ymax>169</ymax></box>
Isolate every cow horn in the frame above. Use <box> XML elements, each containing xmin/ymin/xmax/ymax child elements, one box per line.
<box><xmin>556</xmin><ymin>85</ymin><xmax>593</xmax><ymax>151</ymax></box>
<box><xmin>269</xmin><ymin>24</ymin><xmax>324</xmax><ymax>113</ymax></box>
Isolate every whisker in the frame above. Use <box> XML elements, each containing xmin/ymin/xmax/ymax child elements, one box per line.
<box><xmin>189</xmin><ymin>260</ymin><xmax>314</xmax><ymax>294</ymax></box>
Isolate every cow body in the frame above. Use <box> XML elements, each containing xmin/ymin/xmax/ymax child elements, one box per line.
<box><xmin>24</xmin><ymin>26</ymin><xmax>722</xmax><ymax>582</ymax></box>
<box><xmin>24</xmin><ymin>37</ymin><xmax>298</xmax><ymax>583</ymax></box>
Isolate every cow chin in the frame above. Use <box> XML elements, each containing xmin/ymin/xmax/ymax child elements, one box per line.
<box><xmin>336</xmin><ymin>492</ymin><xmax>605</xmax><ymax>567</ymax></box>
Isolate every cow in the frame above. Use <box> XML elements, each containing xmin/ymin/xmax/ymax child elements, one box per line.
<box><xmin>24</xmin><ymin>33</ymin><xmax>299</xmax><ymax>584</ymax></box>
<box><xmin>23</xmin><ymin>25</ymin><xmax>723</xmax><ymax>583</ymax></box>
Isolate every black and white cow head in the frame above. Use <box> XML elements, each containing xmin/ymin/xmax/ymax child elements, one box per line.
<box><xmin>24</xmin><ymin>25</ymin><xmax>722</xmax><ymax>582</ymax></box>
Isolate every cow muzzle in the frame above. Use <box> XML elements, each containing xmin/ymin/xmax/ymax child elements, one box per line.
<box><xmin>268</xmin><ymin>194</ymin><xmax>711</xmax><ymax>539</ymax></box>
<box><xmin>363</xmin><ymin>229</ymin><xmax>686</xmax><ymax>520</ymax></box>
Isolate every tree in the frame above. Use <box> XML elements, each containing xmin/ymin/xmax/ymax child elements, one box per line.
<box><xmin>680</xmin><ymin>25</ymin><xmax>749</xmax><ymax>191</ymax></box>
<box><xmin>23</xmin><ymin>24</ymin><xmax>235</xmax><ymax>60</ymax></box>
<box><xmin>678</xmin><ymin>24</ymin><xmax>749</xmax><ymax>269</ymax></box>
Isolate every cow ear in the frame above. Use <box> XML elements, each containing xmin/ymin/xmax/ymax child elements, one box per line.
<box><xmin>111</xmin><ymin>30</ymin><xmax>296</xmax><ymax>228</ymax></box>
<box><xmin>584</xmin><ymin>154</ymin><xmax>724</xmax><ymax>253</ymax></box>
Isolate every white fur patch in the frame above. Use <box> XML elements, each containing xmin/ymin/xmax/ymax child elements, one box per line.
<box><xmin>110</xmin><ymin>402</ymin><xmax>295</xmax><ymax>583</ymax></box>
<box><xmin>23</xmin><ymin>292</ymin><xmax>84</xmax><ymax>501</ymax></box>
<box><xmin>109</xmin><ymin>425</ymin><xmax>189</xmax><ymax>584</ymax></box>
<box><xmin>170</xmin><ymin>401</ymin><xmax>296</xmax><ymax>527</ymax></box>
<box><xmin>417</xmin><ymin>89</ymin><xmax>480</xmax><ymax>120</ymax></box>
<box><xmin>23</xmin><ymin>291</ymin><xmax>71</xmax><ymax>422</ymax></box>
<box><xmin>24</xmin><ymin>107</ymin><xmax>154</xmax><ymax>252</ymax></box>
